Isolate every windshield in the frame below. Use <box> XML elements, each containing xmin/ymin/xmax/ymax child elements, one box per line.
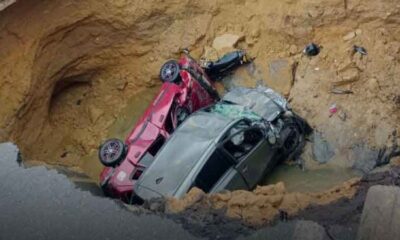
<box><xmin>205</xmin><ymin>103</ymin><xmax>262</xmax><ymax>121</ymax></box>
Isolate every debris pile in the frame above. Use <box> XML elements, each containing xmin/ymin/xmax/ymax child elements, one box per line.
<box><xmin>167</xmin><ymin>178</ymin><xmax>359</xmax><ymax>225</ymax></box>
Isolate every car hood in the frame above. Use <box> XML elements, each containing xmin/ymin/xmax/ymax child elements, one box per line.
<box><xmin>222</xmin><ymin>86</ymin><xmax>289</xmax><ymax>122</ymax></box>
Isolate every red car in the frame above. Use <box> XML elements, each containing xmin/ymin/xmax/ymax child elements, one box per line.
<box><xmin>99</xmin><ymin>50</ymin><xmax>250</xmax><ymax>202</ymax></box>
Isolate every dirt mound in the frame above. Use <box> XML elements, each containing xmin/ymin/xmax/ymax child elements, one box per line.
<box><xmin>0</xmin><ymin>0</ymin><xmax>215</xmax><ymax>174</ymax></box>
<box><xmin>166</xmin><ymin>178</ymin><xmax>359</xmax><ymax>226</ymax></box>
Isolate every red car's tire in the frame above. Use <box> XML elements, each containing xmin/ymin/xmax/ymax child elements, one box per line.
<box><xmin>98</xmin><ymin>139</ymin><xmax>127</xmax><ymax>167</ymax></box>
<box><xmin>160</xmin><ymin>60</ymin><xmax>181</xmax><ymax>83</ymax></box>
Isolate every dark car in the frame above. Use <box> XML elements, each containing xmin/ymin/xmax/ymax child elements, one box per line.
<box><xmin>134</xmin><ymin>87</ymin><xmax>311</xmax><ymax>201</ymax></box>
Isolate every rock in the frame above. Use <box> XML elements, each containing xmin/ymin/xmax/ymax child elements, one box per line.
<box><xmin>254</xmin><ymin>182</ymin><xmax>286</xmax><ymax>195</ymax></box>
<box><xmin>203</xmin><ymin>46</ymin><xmax>220</xmax><ymax>61</ymax></box>
<box><xmin>166</xmin><ymin>187</ymin><xmax>205</xmax><ymax>213</ymax></box>
<box><xmin>250</xmin><ymin>28</ymin><xmax>260</xmax><ymax>38</ymax></box>
<box><xmin>0</xmin><ymin>128</ymin><xmax>7</xmax><ymax>141</ymax></box>
<box><xmin>289</xmin><ymin>45</ymin><xmax>299</xmax><ymax>55</ymax></box>
<box><xmin>212</xmin><ymin>33</ymin><xmax>244</xmax><ymax>51</ymax></box>
<box><xmin>238</xmin><ymin>220</ymin><xmax>330</xmax><ymax>240</ymax></box>
<box><xmin>0</xmin><ymin>0</ymin><xmax>15</xmax><ymax>11</ymax></box>
<box><xmin>341</xmin><ymin>68</ymin><xmax>360</xmax><ymax>81</ymax></box>
<box><xmin>265</xmin><ymin>59</ymin><xmax>294</xmax><ymax>96</ymax></box>
<box><xmin>116</xmin><ymin>81</ymin><xmax>128</xmax><ymax>91</ymax></box>
<box><xmin>88</xmin><ymin>107</ymin><xmax>104</xmax><ymax>124</ymax></box>
<box><xmin>333</xmin><ymin>68</ymin><xmax>360</xmax><ymax>86</ymax></box>
<box><xmin>367</xmin><ymin>78</ymin><xmax>380</xmax><ymax>92</ymax></box>
<box><xmin>355</xmin><ymin>29</ymin><xmax>362</xmax><ymax>36</ymax></box>
<box><xmin>357</xmin><ymin>186</ymin><xmax>400</xmax><ymax>240</ymax></box>
<box><xmin>312</xmin><ymin>132</ymin><xmax>335</xmax><ymax>164</ymax></box>
<box><xmin>228</xmin><ymin>190</ymin><xmax>256</xmax><ymax>208</ymax></box>
<box><xmin>351</xmin><ymin>145</ymin><xmax>380</xmax><ymax>174</ymax></box>
<box><xmin>308</xmin><ymin>8</ymin><xmax>324</xmax><ymax>18</ymax></box>
<box><xmin>343</xmin><ymin>31</ymin><xmax>356</xmax><ymax>41</ymax></box>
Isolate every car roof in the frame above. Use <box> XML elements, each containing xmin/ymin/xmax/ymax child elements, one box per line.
<box><xmin>222</xmin><ymin>86</ymin><xmax>288</xmax><ymax>121</ymax></box>
<box><xmin>135</xmin><ymin>110</ymin><xmax>236</xmax><ymax>198</ymax></box>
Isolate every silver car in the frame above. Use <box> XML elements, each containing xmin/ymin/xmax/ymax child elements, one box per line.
<box><xmin>134</xmin><ymin>87</ymin><xmax>310</xmax><ymax>201</ymax></box>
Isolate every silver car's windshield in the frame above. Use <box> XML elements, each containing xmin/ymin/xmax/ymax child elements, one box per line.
<box><xmin>223</xmin><ymin>86</ymin><xmax>288</xmax><ymax>121</ymax></box>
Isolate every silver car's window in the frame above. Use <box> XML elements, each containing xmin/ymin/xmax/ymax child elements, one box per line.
<box><xmin>193</xmin><ymin>150</ymin><xmax>233</xmax><ymax>193</ymax></box>
<box><xmin>223</xmin><ymin>126</ymin><xmax>264</xmax><ymax>161</ymax></box>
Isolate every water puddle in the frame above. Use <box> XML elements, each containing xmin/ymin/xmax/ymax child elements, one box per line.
<box><xmin>263</xmin><ymin>164</ymin><xmax>360</xmax><ymax>193</ymax></box>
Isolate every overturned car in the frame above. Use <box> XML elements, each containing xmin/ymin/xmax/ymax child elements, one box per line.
<box><xmin>134</xmin><ymin>87</ymin><xmax>311</xmax><ymax>201</ymax></box>
<box><xmin>98</xmin><ymin>50</ymin><xmax>251</xmax><ymax>202</ymax></box>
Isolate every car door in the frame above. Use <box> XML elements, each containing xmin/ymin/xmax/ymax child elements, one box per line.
<box><xmin>192</xmin><ymin>148</ymin><xmax>243</xmax><ymax>193</ymax></box>
<box><xmin>209</xmin><ymin>150</ymin><xmax>249</xmax><ymax>193</ymax></box>
<box><xmin>222</xmin><ymin>122</ymin><xmax>275</xmax><ymax>188</ymax></box>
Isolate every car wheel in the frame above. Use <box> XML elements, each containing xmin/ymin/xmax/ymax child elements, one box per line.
<box><xmin>281</xmin><ymin>117</ymin><xmax>306</xmax><ymax>161</ymax></box>
<box><xmin>160</xmin><ymin>60</ymin><xmax>181</xmax><ymax>83</ymax></box>
<box><xmin>98</xmin><ymin>139</ymin><xmax>127</xmax><ymax>167</ymax></box>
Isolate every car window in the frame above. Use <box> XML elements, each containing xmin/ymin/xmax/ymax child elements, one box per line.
<box><xmin>193</xmin><ymin>150</ymin><xmax>233</xmax><ymax>193</ymax></box>
<box><xmin>223</xmin><ymin>127</ymin><xmax>264</xmax><ymax>161</ymax></box>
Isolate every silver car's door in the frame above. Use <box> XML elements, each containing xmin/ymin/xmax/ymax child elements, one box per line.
<box><xmin>236</xmin><ymin>140</ymin><xmax>274</xmax><ymax>188</ymax></box>
<box><xmin>223</xmin><ymin>127</ymin><xmax>274</xmax><ymax>189</ymax></box>
<box><xmin>210</xmin><ymin>167</ymin><xmax>249</xmax><ymax>193</ymax></box>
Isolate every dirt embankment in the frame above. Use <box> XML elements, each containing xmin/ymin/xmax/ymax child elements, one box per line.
<box><xmin>0</xmin><ymin>0</ymin><xmax>215</xmax><ymax>168</ymax></box>
<box><xmin>166</xmin><ymin>178</ymin><xmax>359</xmax><ymax>226</ymax></box>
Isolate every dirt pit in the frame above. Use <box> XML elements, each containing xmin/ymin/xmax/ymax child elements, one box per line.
<box><xmin>1</xmin><ymin>0</ymin><xmax>400</xmax><ymax>229</ymax></box>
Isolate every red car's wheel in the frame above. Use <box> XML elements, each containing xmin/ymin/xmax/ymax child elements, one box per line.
<box><xmin>98</xmin><ymin>139</ymin><xmax>127</xmax><ymax>167</ymax></box>
<box><xmin>160</xmin><ymin>60</ymin><xmax>181</xmax><ymax>83</ymax></box>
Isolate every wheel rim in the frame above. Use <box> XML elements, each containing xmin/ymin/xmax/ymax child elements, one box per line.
<box><xmin>161</xmin><ymin>62</ymin><xmax>178</xmax><ymax>81</ymax></box>
<box><xmin>102</xmin><ymin>141</ymin><xmax>121</xmax><ymax>163</ymax></box>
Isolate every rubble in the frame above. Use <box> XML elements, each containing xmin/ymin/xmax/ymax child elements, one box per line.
<box><xmin>166</xmin><ymin>179</ymin><xmax>359</xmax><ymax>226</ymax></box>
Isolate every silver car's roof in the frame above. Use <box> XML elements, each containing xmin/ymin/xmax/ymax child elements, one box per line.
<box><xmin>134</xmin><ymin>111</ymin><xmax>235</xmax><ymax>199</ymax></box>
<box><xmin>223</xmin><ymin>86</ymin><xmax>289</xmax><ymax>121</ymax></box>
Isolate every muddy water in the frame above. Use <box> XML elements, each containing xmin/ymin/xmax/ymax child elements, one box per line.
<box><xmin>263</xmin><ymin>165</ymin><xmax>360</xmax><ymax>193</ymax></box>
<box><xmin>80</xmin><ymin>86</ymin><xmax>159</xmax><ymax>180</ymax></box>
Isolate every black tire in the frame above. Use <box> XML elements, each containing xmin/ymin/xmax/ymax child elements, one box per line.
<box><xmin>159</xmin><ymin>60</ymin><xmax>181</xmax><ymax>83</ymax></box>
<box><xmin>98</xmin><ymin>139</ymin><xmax>127</xmax><ymax>167</ymax></box>
<box><xmin>280</xmin><ymin>116</ymin><xmax>307</xmax><ymax>161</ymax></box>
